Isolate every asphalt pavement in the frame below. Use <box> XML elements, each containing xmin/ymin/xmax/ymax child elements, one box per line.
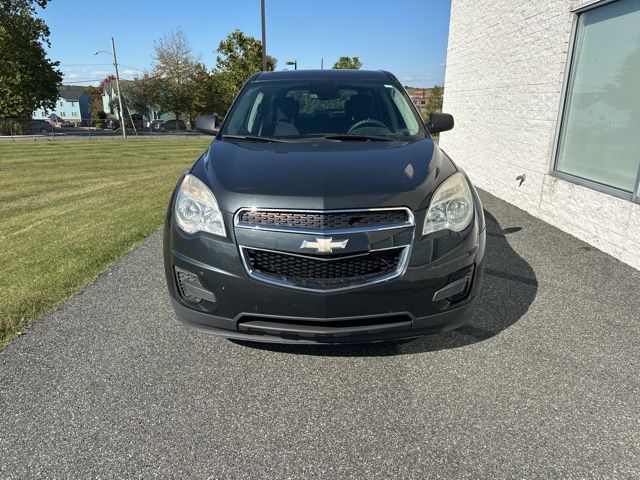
<box><xmin>1</xmin><ymin>191</ymin><xmax>639</xmax><ymax>479</ymax></box>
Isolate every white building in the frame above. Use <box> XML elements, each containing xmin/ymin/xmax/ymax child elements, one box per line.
<box><xmin>441</xmin><ymin>0</ymin><xmax>640</xmax><ymax>270</ymax></box>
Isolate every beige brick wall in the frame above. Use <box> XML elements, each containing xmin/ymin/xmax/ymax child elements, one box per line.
<box><xmin>440</xmin><ymin>0</ymin><xmax>640</xmax><ymax>270</ymax></box>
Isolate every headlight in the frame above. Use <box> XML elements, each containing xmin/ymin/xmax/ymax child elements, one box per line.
<box><xmin>174</xmin><ymin>174</ymin><xmax>225</xmax><ymax>237</ymax></box>
<box><xmin>423</xmin><ymin>172</ymin><xmax>474</xmax><ymax>235</ymax></box>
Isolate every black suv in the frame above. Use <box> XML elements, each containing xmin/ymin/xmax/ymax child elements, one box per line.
<box><xmin>164</xmin><ymin>70</ymin><xmax>485</xmax><ymax>344</ymax></box>
<box><xmin>25</xmin><ymin>120</ymin><xmax>54</xmax><ymax>135</ymax></box>
<box><xmin>161</xmin><ymin>119</ymin><xmax>187</xmax><ymax>131</ymax></box>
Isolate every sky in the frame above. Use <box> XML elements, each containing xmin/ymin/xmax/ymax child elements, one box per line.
<box><xmin>38</xmin><ymin>0</ymin><xmax>452</xmax><ymax>88</ymax></box>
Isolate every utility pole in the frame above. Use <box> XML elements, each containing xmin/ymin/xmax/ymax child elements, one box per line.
<box><xmin>261</xmin><ymin>0</ymin><xmax>267</xmax><ymax>71</ymax></box>
<box><xmin>111</xmin><ymin>37</ymin><xmax>126</xmax><ymax>140</ymax></box>
<box><xmin>321</xmin><ymin>58</ymin><xmax>324</xmax><ymax>70</ymax></box>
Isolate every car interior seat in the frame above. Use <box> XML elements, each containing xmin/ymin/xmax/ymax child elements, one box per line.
<box><xmin>271</xmin><ymin>97</ymin><xmax>300</xmax><ymax>136</ymax></box>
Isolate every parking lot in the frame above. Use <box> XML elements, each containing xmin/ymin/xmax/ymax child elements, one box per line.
<box><xmin>1</xmin><ymin>190</ymin><xmax>639</xmax><ymax>479</ymax></box>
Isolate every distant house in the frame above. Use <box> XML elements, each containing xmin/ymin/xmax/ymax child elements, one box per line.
<box><xmin>408</xmin><ymin>88</ymin><xmax>431</xmax><ymax>113</ymax></box>
<box><xmin>32</xmin><ymin>86</ymin><xmax>91</xmax><ymax>124</ymax></box>
<box><xmin>101</xmin><ymin>81</ymin><xmax>123</xmax><ymax>119</ymax></box>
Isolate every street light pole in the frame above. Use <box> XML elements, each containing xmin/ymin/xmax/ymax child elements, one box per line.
<box><xmin>261</xmin><ymin>0</ymin><xmax>267</xmax><ymax>71</ymax></box>
<box><xmin>111</xmin><ymin>37</ymin><xmax>126</xmax><ymax>140</ymax></box>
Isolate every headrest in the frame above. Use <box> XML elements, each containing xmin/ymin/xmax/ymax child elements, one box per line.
<box><xmin>274</xmin><ymin>97</ymin><xmax>299</xmax><ymax>121</ymax></box>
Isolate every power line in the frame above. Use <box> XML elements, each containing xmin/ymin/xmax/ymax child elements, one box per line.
<box><xmin>61</xmin><ymin>78</ymin><xmax>135</xmax><ymax>84</ymax></box>
<box><xmin>59</xmin><ymin>63</ymin><xmax>113</xmax><ymax>66</ymax></box>
<box><xmin>118</xmin><ymin>64</ymin><xmax>146</xmax><ymax>72</ymax></box>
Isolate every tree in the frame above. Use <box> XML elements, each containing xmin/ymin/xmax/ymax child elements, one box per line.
<box><xmin>84</xmin><ymin>74</ymin><xmax>115</xmax><ymax>120</ymax></box>
<box><xmin>84</xmin><ymin>86</ymin><xmax>104</xmax><ymax>120</ymax></box>
<box><xmin>189</xmin><ymin>63</ymin><xmax>224</xmax><ymax>120</ymax></box>
<box><xmin>150</xmin><ymin>29</ymin><xmax>196</xmax><ymax>121</ymax></box>
<box><xmin>122</xmin><ymin>74</ymin><xmax>157</xmax><ymax>122</ymax></box>
<box><xmin>214</xmin><ymin>29</ymin><xmax>276</xmax><ymax>113</ymax></box>
<box><xmin>423</xmin><ymin>85</ymin><xmax>444</xmax><ymax>116</ymax></box>
<box><xmin>332</xmin><ymin>56</ymin><xmax>362</xmax><ymax>70</ymax></box>
<box><xmin>0</xmin><ymin>0</ymin><xmax>62</xmax><ymax>118</ymax></box>
<box><xmin>108</xmin><ymin>96</ymin><xmax>121</xmax><ymax>119</ymax></box>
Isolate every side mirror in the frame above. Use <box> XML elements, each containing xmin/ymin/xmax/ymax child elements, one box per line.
<box><xmin>426</xmin><ymin>112</ymin><xmax>454</xmax><ymax>134</ymax></box>
<box><xmin>195</xmin><ymin>115</ymin><xmax>219</xmax><ymax>135</ymax></box>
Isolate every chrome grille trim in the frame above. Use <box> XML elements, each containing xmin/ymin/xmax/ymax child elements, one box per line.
<box><xmin>234</xmin><ymin>207</ymin><xmax>415</xmax><ymax>235</ymax></box>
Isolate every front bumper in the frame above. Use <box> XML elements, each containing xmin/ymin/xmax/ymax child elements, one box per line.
<box><xmin>169</xmin><ymin>294</ymin><xmax>480</xmax><ymax>344</ymax></box>
<box><xmin>163</xmin><ymin>207</ymin><xmax>486</xmax><ymax>344</ymax></box>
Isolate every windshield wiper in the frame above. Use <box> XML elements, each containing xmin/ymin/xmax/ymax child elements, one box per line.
<box><xmin>322</xmin><ymin>134</ymin><xmax>393</xmax><ymax>142</ymax></box>
<box><xmin>222</xmin><ymin>134</ymin><xmax>286</xmax><ymax>143</ymax></box>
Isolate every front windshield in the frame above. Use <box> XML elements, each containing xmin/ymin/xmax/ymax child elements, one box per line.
<box><xmin>221</xmin><ymin>79</ymin><xmax>424</xmax><ymax>140</ymax></box>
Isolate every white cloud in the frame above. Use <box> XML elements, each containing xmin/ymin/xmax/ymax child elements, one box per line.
<box><xmin>402</xmin><ymin>75</ymin><xmax>435</xmax><ymax>82</ymax></box>
<box><xmin>122</xmin><ymin>69</ymin><xmax>142</xmax><ymax>78</ymax></box>
<box><xmin>61</xmin><ymin>68</ymin><xmax>114</xmax><ymax>85</ymax></box>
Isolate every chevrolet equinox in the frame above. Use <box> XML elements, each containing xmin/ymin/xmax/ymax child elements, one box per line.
<box><xmin>163</xmin><ymin>69</ymin><xmax>486</xmax><ymax>344</ymax></box>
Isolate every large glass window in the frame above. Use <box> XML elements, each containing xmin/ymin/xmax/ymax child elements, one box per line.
<box><xmin>555</xmin><ymin>0</ymin><xmax>640</xmax><ymax>198</ymax></box>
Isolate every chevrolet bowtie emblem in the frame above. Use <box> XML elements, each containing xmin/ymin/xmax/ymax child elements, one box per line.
<box><xmin>300</xmin><ymin>237</ymin><xmax>349</xmax><ymax>253</ymax></box>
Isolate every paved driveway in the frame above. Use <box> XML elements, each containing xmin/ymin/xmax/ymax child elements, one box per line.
<box><xmin>1</xmin><ymin>191</ymin><xmax>639</xmax><ymax>479</ymax></box>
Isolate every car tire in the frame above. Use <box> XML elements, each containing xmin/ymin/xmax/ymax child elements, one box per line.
<box><xmin>41</xmin><ymin>128</ymin><xmax>48</xmax><ymax>134</ymax></box>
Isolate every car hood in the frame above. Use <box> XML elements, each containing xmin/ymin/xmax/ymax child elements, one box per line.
<box><xmin>196</xmin><ymin>138</ymin><xmax>455</xmax><ymax>213</ymax></box>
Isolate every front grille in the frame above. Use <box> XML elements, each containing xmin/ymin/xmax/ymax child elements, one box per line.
<box><xmin>245</xmin><ymin>248</ymin><xmax>405</xmax><ymax>289</ymax></box>
<box><xmin>237</xmin><ymin>209</ymin><xmax>410</xmax><ymax>231</ymax></box>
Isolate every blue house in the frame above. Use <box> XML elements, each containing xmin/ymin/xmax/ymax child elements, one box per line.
<box><xmin>32</xmin><ymin>86</ymin><xmax>91</xmax><ymax>124</ymax></box>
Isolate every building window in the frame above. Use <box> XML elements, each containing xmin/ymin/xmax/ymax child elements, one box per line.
<box><xmin>554</xmin><ymin>0</ymin><xmax>640</xmax><ymax>202</ymax></box>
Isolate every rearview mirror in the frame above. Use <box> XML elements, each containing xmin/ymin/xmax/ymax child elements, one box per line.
<box><xmin>426</xmin><ymin>112</ymin><xmax>454</xmax><ymax>134</ymax></box>
<box><xmin>195</xmin><ymin>115</ymin><xmax>219</xmax><ymax>135</ymax></box>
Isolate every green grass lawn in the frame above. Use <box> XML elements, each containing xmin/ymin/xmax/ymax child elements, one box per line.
<box><xmin>0</xmin><ymin>138</ymin><xmax>211</xmax><ymax>348</ymax></box>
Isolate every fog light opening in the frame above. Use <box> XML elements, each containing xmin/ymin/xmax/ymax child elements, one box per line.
<box><xmin>174</xmin><ymin>267</ymin><xmax>216</xmax><ymax>304</ymax></box>
<box><xmin>433</xmin><ymin>265</ymin><xmax>475</xmax><ymax>303</ymax></box>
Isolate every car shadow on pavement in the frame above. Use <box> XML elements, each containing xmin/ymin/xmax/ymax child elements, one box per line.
<box><xmin>231</xmin><ymin>209</ymin><xmax>538</xmax><ymax>357</ymax></box>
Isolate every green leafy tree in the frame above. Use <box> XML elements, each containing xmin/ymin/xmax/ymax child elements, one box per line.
<box><xmin>108</xmin><ymin>96</ymin><xmax>121</xmax><ymax>119</ymax></box>
<box><xmin>84</xmin><ymin>75</ymin><xmax>115</xmax><ymax>121</ymax></box>
<box><xmin>84</xmin><ymin>86</ymin><xmax>104</xmax><ymax>120</ymax></box>
<box><xmin>0</xmin><ymin>0</ymin><xmax>62</xmax><ymax>118</ymax></box>
<box><xmin>332</xmin><ymin>56</ymin><xmax>362</xmax><ymax>70</ymax></box>
<box><xmin>150</xmin><ymin>29</ymin><xmax>196</xmax><ymax>121</ymax></box>
<box><xmin>189</xmin><ymin>63</ymin><xmax>225</xmax><ymax>119</ymax></box>
<box><xmin>84</xmin><ymin>76</ymin><xmax>115</xmax><ymax>120</ymax></box>
<box><xmin>423</xmin><ymin>85</ymin><xmax>444</xmax><ymax>117</ymax></box>
<box><xmin>122</xmin><ymin>74</ymin><xmax>157</xmax><ymax>122</ymax></box>
<box><xmin>214</xmin><ymin>29</ymin><xmax>276</xmax><ymax>114</ymax></box>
